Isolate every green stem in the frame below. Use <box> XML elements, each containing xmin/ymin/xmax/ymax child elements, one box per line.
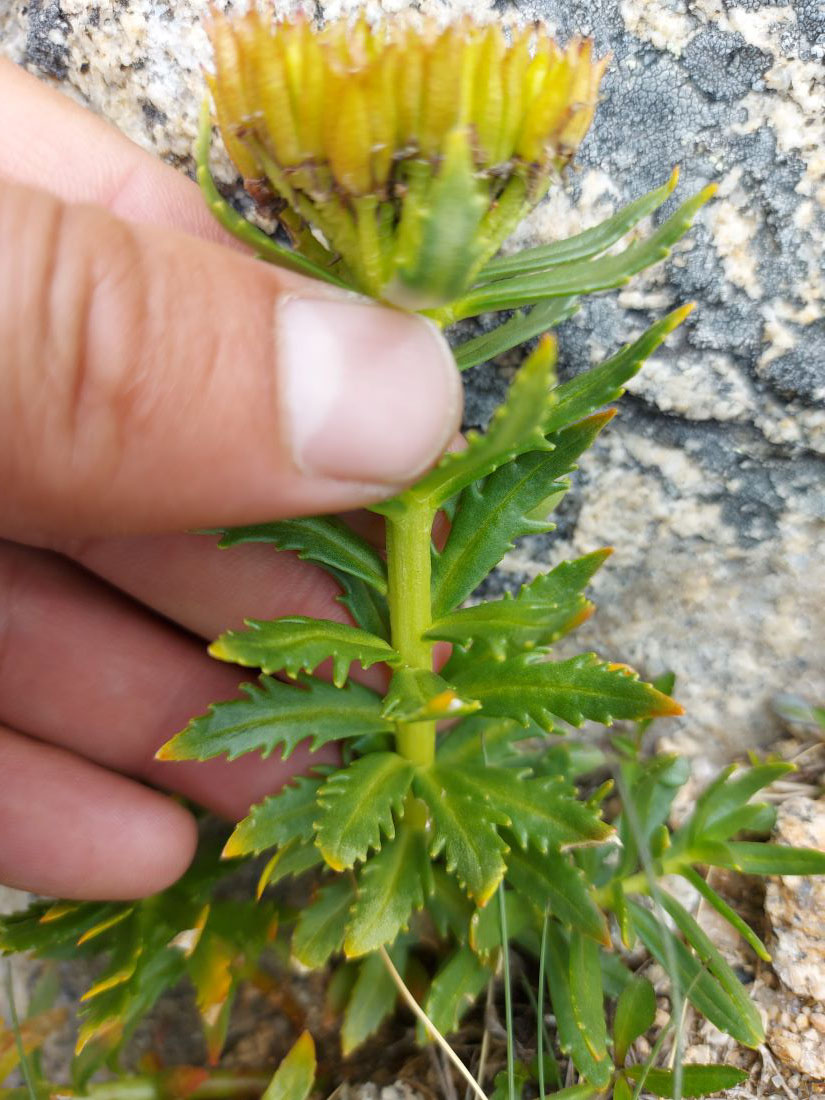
<box><xmin>385</xmin><ymin>500</ymin><xmax>436</xmax><ymax>767</ymax></box>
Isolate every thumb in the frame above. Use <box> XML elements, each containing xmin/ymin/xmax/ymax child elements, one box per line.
<box><xmin>0</xmin><ymin>178</ymin><xmax>462</xmax><ymax>541</ymax></box>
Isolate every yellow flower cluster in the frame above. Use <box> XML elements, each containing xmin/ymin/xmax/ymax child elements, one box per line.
<box><xmin>207</xmin><ymin>11</ymin><xmax>607</xmax><ymax>308</ymax></box>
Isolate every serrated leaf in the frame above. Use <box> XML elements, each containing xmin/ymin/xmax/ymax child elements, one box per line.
<box><xmin>345</xmin><ymin>827</ymin><xmax>431</xmax><ymax>956</ymax></box>
<box><xmin>628</xmin><ymin>899</ymin><xmax>763</xmax><ymax>1047</ymax></box>
<box><xmin>505</xmin><ymin>845</ymin><xmax>608</xmax><ymax>943</ymax></box>
<box><xmin>543</xmin><ymin>925</ymin><xmax>613</xmax><ymax>1087</ymax></box>
<box><xmin>449</xmin><ymin>652</ymin><xmax>682</xmax><ymax>730</ymax></box>
<box><xmin>80</xmin><ymin>912</ymin><xmax>142</xmax><ymax>1002</ymax></box>
<box><xmin>211</xmin><ymin>516</ymin><xmax>387</xmax><ymax>593</ymax></box>
<box><xmin>714</xmin><ymin>840</ymin><xmax>825</xmax><ymax>876</ymax></box>
<box><xmin>341</xmin><ymin>944</ymin><xmax>407</xmax><ymax>1055</ymax></box>
<box><xmin>381</xmin><ymin>668</ymin><xmax>481</xmax><ymax>722</ymax></box>
<box><xmin>613</xmin><ymin>977</ymin><xmax>656</xmax><ymax>1065</ymax></box>
<box><xmin>432</xmin><ymin>418</ymin><xmax>613</xmax><ymax>618</ymax></box>
<box><xmin>158</xmin><ymin>675</ymin><xmax>390</xmax><ymax>763</ymax></box>
<box><xmin>427</xmin><ymin>591</ymin><xmax>592</xmax><ymax>660</ymax></box>
<box><xmin>419</xmin><ymin>945</ymin><xmax>491</xmax><ymax>1041</ymax></box>
<box><xmin>428</xmin><ymin>868</ymin><xmax>475</xmax><ymax>942</ymax></box>
<box><xmin>292</xmin><ymin>879</ymin><xmax>355</xmax><ymax>968</ymax></box>
<box><xmin>453</xmin><ymin>296</ymin><xmax>578</xmax><ymax>371</ymax></box>
<box><xmin>261</xmin><ymin>1031</ymin><xmax>316</xmax><ymax>1100</ymax></box>
<box><xmin>568</xmin><ymin>931</ymin><xmax>608</xmax><ymax>1063</ymax></box>
<box><xmin>624</xmin><ymin>1065</ymin><xmax>749</xmax><ymax>1098</ymax></box>
<box><xmin>76</xmin><ymin>947</ymin><xmax>186</xmax><ymax>1055</ymax></box>
<box><xmin>432</xmin><ymin>764</ymin><xmax>611</xmax><ymax>852</ymax></box>
<box><xmin>478</xmin><ymin>169</ymin><xmax>680</xmax><ymax>282</ymax></box>
<box><xmin>542</xmin><ymin>306</ymin><xmax>694</xmax><ymax>437</ymax></box>
<box><xmin>0</xmin><ymin>902</ymin><xmax>114</xmax><ymax>956</ymax></box>
<box><xmin>436</xmin><ymin>714</ymin><xmax>536</xmax><ymax>768</ymax></box>
<box><xmin>447</xmin><ymin>185</ymin><xmax>715</xmax><ymax>320</ymax></box>
<box><xmin>224</xmin><ymin>777</ymin><xmax>321</xmax><ymax>858</ymax></box>
<box><xmin>209</xmin><ymin>617</ymin><xmax>399</xmax><ymax>687</ymax></box>
<box><xmin>257</xmin><ymin>840</ymin><xmax>324</xmax><ymax>898</ymax></box>
<box><xmin>328</xmin><ymin>567</ymin><xmax>390</xmax><ymax>640</ymax></box>
<box><xmin>679</xmin><ymin>867</ymin><xmax>770</xmax><ymax>962</ymax></box>
<box><xmin>375</xmin><ymin>337</ymin><xmax>557</xmax><ymax>516</ymax></box>
<box><xmin>414</xmin><ymin>768</ymin><xmax>508</xmax><ymax>905</ymax></box>
<box><xmin>315</xmin><ymin>753</ymin><xmax>415</xmax><ymax>871</ymax></box>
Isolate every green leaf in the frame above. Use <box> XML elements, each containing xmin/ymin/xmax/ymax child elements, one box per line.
<box><xmin>774</xmin><ymin>693</ymin><xmax>825</xmax><ymax>731</ymax></box>
<box><xmin>328</xmin><ymin>567</ymin><xmax>391</xmax><ymax>641</ymax></box>
<box><xmin>420</xmin><ymin>945</ymin><xmax>491</xmax><ymax>1041</ymax></box>
<box><xmin>568</xmin><ymin>932</ymin><xmax>609</xmax><ymax>1065</ymax></box>
<box><xmin>679</xmin><ymin>867</ymin><xmax>770</xmax><ymax>962</ymax></box>
<box><xmin>478</xmin><ymin>169</ymin><xmax>680</xmax><ymax>282</ymax></box>
<box><xmin>715</xmin><ymin>840</ymin><xmax>825</xmax><ymax>876</ymax></box>
<box><xmin>431</xmin><ymin>417</ymin><xmax>613</xmax><ymax>618</ymax></box>
<box><xmin>613</xmin><ymin>977</ymin><xmax>656</xmax><ymax>1065</ymax></box>
<box><xmin>414</xmin><ymin>767</ymin><xmax>509</xmax><ymax>905</ymax></box>
<box><xmin>157</xmin><ymin>675</ymin><xmax>390</xmax><ymax>762</ymax></box>
<box><xmin>453</xmin><ymin>297</ymin><xmax>577</xmax><ymax>371</ymax></box>
<box><xmin>540</xmin><ymin>1086</ymin><xmax>603</xmax><ymax>1100</ymax></box>
<box><xmin>624</xmin><ymin>1065</ymin><xmax>749</xmax><ymax>1098</ymax></box>
<box><xmin>209</xmin><ymin>617</ymin><xmax>398</xmax><ymax>687</ymax></box>
<box><xmin>447</xmin><ymin>185</ymin><xmax>715</xmax><ymax>320</ymax></box>
<box><xmin>225</xmin><ymin>776</ymin><xmax>320</xmax><ymax>857</ymax></box>
<box><xmin>686</xmin><ymin>763</ymin><xmax>793</xmax><ymax>842</ymax></box>
<box><xmin>434</xmin><ymin>764</ymin><xmax>611</xmax><ymax>851</ymax></box>
<box><xmin>448</xmin><ymin>652</ymin><xmax>682</xmax><ymax>730</ymax></box>
<box><xmin>256</xmin><ymin>839</ymin><xmax>324</xmax><ymax>898</ymax></box>
<box><xmin>428</xmin><ymin>868</ymin><xmax>475</xmax><ymax>942</ymax></box>
<box><xmin>469</xmin><ymin>890</ymin><xmax>532</xmax><ymax>962</ymax></box>
<box><xmin>341</xmin><ymin>945</ymin><xmax>407</xmax><ymax>1055</ymax></box>
<box><xmin>543</xmin><ymin>925</ymin><xmax>613</xmax><ymax>1087</ymax></box>
<box><xmin>427</xmin><ymin>590</ymin><xmax>592</xmax><ymax>660</ymax></box>
<box><xmin>344</xmin><ymin>825</ymin><xmax>431</xmax><ymax>956</ymax></box>
<box><xmin>261</xmin><ymin>1031</ymin><xmax>316</xmax><ymax>1100</ymax></box>
<box><xmin>76</xmin><ymin>945</ymin><xmax>186</xmax><ymax>1055</ymax></box>
<box><xmin>542</xmin><ymin>306</ymin><xmax>694</xmax><ymax>437</ymax></box>
<box><xmin>0</xmin><ymin>902</ymin><xmax>116</xmax><ymax>956</ymax></box>
<box><xmin>315</xmin><ymin>753</ymin><xmax>414</xmax><ymax>871</ymax></box>
<box><xmin>628</xmin><ymin>900</ymin><xmax>763</xmax><ymax>1047</ymax></box>
<box><xmin>375</xmin><ymin>336</ymin><xmax>557</xmax><ymax>516</ymax></box>
<box><xmin>436</xmin><ymin>715</ymin><xmax>537</xmax><ymax>768</ymax></box>
<box><xmin>505</xmin><ymin>845</ymin><xmax>609</xmax><ymax>944</ymax></box>
<box><xmin>211</xmin><ymin>515</ymin><xmax>387</xmax><ymax>593</ymax></box>
<box><xmin>292</xmin><ymin>879</ymin><xmax>355</xmax><ymax>968</ymax></box>
<box><xmin>381</xmin><ymin>668</ymin><xmax>481</xmax><ymax>722</ymax></box>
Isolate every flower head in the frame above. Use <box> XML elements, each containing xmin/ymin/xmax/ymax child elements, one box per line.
<box><xmin>207</xmin><ymin>11</ymin><xmax>607</xmax><ymax>309</ymax></box>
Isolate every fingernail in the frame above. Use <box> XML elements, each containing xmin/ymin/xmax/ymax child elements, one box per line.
<box><xmin>277</xmin><ymin>297</ymin><xmax>462</xmax><ymax>485</ymax></box>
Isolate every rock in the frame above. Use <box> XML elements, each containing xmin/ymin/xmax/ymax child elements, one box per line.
<box><xmin>0</xmin><ymin>2</ymin><xmax>823</xmax><ymax>755</ymax></box>
<box><xmin>765</xmin><ymin>796</ymin><xmax>825</xmax><ymax>1002</ymax></box>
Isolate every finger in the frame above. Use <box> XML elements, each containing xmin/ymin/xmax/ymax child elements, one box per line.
<box><xmin>0</xmin><ymin>723</ymin><xmax>196</xmax><ymax>899</ymax></box>
<box><xmin>0</xmin><ymin>59</ymin><xmax>235</xmax><ymax>243</ymax></box>
<box><xmin>0</xmin><ymin>177</ymin><xmax>462</xmax><ymax>542</ymax></box>
<box><xmin>0</xmin><ymin>542</ymin><xmax>336</xmax><ymax>820</ymax></box>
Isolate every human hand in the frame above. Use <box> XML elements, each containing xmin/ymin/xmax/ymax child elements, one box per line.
<box><xmin>0</xmin><ymin>61</ymin><xmax>462</xmax><ymax>901</ymax></box>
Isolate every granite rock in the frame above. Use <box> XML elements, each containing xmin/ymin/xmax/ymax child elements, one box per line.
<box><xmin>765</xmin><ymin>795</ymin><xmax>825</xmax><ymax>1002</ymax></box>
<box><xmin>1</xmin><ymin>0</ymin><xmax>823</xmax><ymax>763</ymax></box>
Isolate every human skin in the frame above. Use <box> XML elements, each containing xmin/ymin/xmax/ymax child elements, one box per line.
<box><xmin>0</xmin><ymin>60</ymin><xmax>462</xmax><ymax>901</ymax></box>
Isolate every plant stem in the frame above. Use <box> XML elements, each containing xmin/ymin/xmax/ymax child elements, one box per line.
<box><xmin>385</xmin><ymin>500</ymin><xmax>436</xmax><ymax>767</ymax></box>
